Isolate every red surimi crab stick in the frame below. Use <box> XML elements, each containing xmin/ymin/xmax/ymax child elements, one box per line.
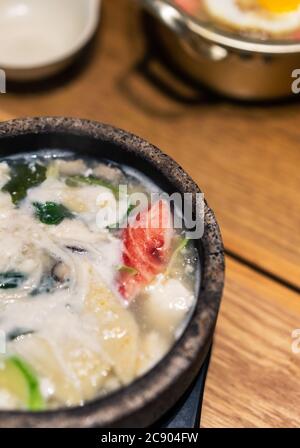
<box><xmin>117</xmin><ymin>200</ymin><xmax>174</xmax><ymax>301</ymax></box>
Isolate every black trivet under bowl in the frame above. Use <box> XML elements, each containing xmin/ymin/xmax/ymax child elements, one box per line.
<box><xmin>157</xmin><ymin>347</ymin><xmax>211</xmax><ymax>428</ymax></box>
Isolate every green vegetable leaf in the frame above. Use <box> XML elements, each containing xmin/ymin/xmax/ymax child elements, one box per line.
<box><xmin>116</xmin><ymin>265</ymin><xmax>139</xmax><ymax>275</ymax></box>
<box><xmin>0</xmin><ymin>271</ymin><xmax>26</xmax><ymax>289</ymax></box>
<box><xmin>10</xmin><ymin>356</ymin><xmax>44</xmax><ymax>411</ymax></box>
<box><xmin>126</xmin><ymin>204</ymin><xmax>136</xmax><ymax>217</ymax></box>
<box><xmin>66</xmin><ymin>175</ymin><xmax>118</xmax><ymax>195</ymax></box>
<box><xmin>2</xmin><ymin>163</ymin><xmax>46</xmax><ymax>205</ymax></box>
<box><xmin>33</xmin><ymin>202</ymin><xmax>74</xmax><ymax>225</ymax></box>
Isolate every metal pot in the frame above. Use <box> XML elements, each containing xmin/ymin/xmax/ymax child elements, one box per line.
<box><xmin>140</xmin><ymin>0</ymin><xmax>300</xmax><ymax>100</ymax></box>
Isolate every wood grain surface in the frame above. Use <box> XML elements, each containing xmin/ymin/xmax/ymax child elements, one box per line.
<box><xmin>201</xmin><ymin>257</ymin><xmax>300</xmax><ymax>428</ymax></box>
<box><xmin>0</xmin><ymin>0</ymin><xmax>299</xmax><ymax>427</ymax></box>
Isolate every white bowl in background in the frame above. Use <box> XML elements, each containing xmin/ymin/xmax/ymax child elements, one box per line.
<box><xmin>0</xmin><ymin>0</ymin><xmax>101</xmax><ymax>81</ymax></box>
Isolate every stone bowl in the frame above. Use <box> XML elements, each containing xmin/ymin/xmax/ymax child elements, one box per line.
<box><xmin>0</xmin><ymin>117</ymin><xmax>224</xmax><ymax>427</ymax></box>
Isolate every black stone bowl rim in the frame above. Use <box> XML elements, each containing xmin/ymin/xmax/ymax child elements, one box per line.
<box><xmin>0</xmin><ymin>117</ymin><xmax>225</xmax><ymax>428</ymax></box>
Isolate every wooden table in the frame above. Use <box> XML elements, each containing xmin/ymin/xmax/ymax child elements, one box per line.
<box><xmin>1</xmin><ymin>0</ymin><xmax>300</xmax><ymax>428</ymax></box>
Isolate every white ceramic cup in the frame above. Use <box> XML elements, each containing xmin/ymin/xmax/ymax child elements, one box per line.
<box><xmin>0</xmin><ymin>0</ymin><xmax>101</xmax><ymax>81</ymax></box>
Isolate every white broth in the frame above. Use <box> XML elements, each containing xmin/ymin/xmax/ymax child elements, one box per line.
<box><xmin>0</xmin><ymin>152</ymin><xmax>198</xmax><ymax>410</ymax></box>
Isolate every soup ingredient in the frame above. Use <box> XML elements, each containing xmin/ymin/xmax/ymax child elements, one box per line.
<box><xmin>118</xmin><ymin>200</ymin><xmax>173</xmax><ymax>301</ymax></box>
<box><xmin>137</xmin><ymin>332</ymin><xmax>170</xmax><ymax>375</ymax></box>
<box><xmin>0</xmin><ymin>356</ymin><xmax>44</xmax><ymax>411</ymax></box>
<box><xmin>50</xmin><ymin>159</ymin><xmax>87</xmax><ymax>177</ymax></box>
<box><xmin>165</xmin><ymin>237</ymin><xmax>189</xmax><ymax>277</ymax></box>
<box><xmin>11</xmin><ymin>335</ymin><xmax>111</xmax><ymax>407</ymax></box>
<box><xmin>2</xmin><ymin>163</ymin><xmax>46</xmax><ymax>205</ymax></box>
<box><xmin>11</xmin><ymin>279</ymin><xmax>139</xmax><ymax>406</ymax></box>
<box><xmin>8</xmin><ymin>328</ymin><xmax>34</xmax><ymax>341</ymax></box>
<box><xmin>85</xmin><ymin>281</ymin><xmax>139</xmax><ymax>384</ymax></box>
<box><xmin>0</xmin><ymin>271</ymin><xmax>26</xmax><ymax>289</ymax></box>
<box><xmin>31</xmin><ymin>274</ymin><xmax>60</xmax><ymax>297</ymax></box>
<box><xmin>109</xmin><ymin>203</ymin><xmax>135</xmax><ymax>230</ymax></box>
<box><xmin>203</xmin><ymin>0</ymin><xmax>300</xmax><ymax>36</ymax></box>
<box><xmin>66</xmin><ymin>175</ymin><xmax>118</xmax><ymax>196</ymax></box>
<box><xmin>0</xmin><ymin>163</ymin><xmax>10</xmax><ymax>189</ymax></box>
<box><xmin>33</xmin><ymin>201</ymin><xmax>74</xmax><ymax>225</ymax></box>
<box><xmin>93</xmin><ymin>163</ymin><xmax>122</xmax><ymax>183</ymax></box>
<box><xmin>27</xmin><ymin>175</ymin><xmax>123</xmax><ymax>230</ymax></box>
<box><xmin>117</xmin><ymin>265</ymin><xmax>139</xmax><ymax>275</ymax></box>
<box><xmin>143</xmin><ymin>276</ymin><xmax>195</xmax><ymax>333</ymax></box>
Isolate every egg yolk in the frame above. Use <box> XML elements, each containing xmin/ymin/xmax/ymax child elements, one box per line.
<box><xmin>258</xmin><ymin>0</ymin><xmax>300</xmax><ymax>13</ymax></box>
